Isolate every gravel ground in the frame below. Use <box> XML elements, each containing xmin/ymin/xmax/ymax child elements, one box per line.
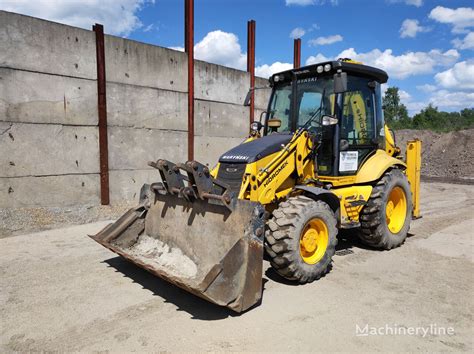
<box><xmin>0</xmin><ymin>202</ymin><xmax>134</xmax><ymax>238</ymax></box>
<box><xmin>1</xmin><ymin>182</ymin><xmax>473</xmax><ymax>352</ymax></box>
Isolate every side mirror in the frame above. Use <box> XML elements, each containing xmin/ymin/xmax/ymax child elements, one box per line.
<box><xmin>244</xmin><ymin>86</ymin><xmax>271</xmax><ymax>106</ymax></box>
<box><xmin>334</xmin><ymin>71</ymin><xmax>347</xmax><ymax>93</ymax></box>
<box><xmin>243</xmin><ymin>89</ymin><xmax>253</xmax><ymax>106</ymax></box>
<box><xmin>322</xmin><ymin>115</ymin><xmax>338</xmax><ymax>126</ymax></box>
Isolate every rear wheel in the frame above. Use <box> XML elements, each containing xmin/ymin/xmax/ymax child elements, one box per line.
<box><xmin>265</xmin><ymin>196</ymin><xmax>338</xmax><ymax>283</ymax></box>
<box><xmin>359</xmin><ymin>169</ymin><xmax>412</xmax><ymax>249</ymax></box>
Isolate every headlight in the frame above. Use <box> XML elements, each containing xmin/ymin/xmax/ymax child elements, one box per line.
<box><xmin>251</xmin><ymin>122</ymin><xmax>262</xmax><ymax>131</ymax></box>
<box><xmin>316</xmin><ymin>65</ymin><xmax>324</xmax><ymax>73</ymax></box>
<box><xmin>274</xmin><ymin>75</ymin><xmax>280</xmax><ymax>82</ymax></box>
<box><xmin>324</xmin><ymin>64</ymin><xmax>331</xmax><ymax>72</ymax></box>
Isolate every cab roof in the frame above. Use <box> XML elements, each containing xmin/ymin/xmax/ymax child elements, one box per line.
<box><xmin>270</xmin><ymin>59</ymin><xmax>389</xmax><ymax>84</ymax></box>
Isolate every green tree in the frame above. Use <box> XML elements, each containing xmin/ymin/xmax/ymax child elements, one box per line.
<box><xmin>383</xmin><ymin>87</ymin><xmax>410</xmax><ymax>128</ymax></box>
<box><xmin>412</xmin><ymin>104</ymin><xmax>438</xmax><ymax>129</ymax></box>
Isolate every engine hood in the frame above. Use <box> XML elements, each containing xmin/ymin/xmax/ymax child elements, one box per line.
<box><xmin>219</xmin><ymin>134</ymin><xmax>292</xmax><ymax>164</ymax></box>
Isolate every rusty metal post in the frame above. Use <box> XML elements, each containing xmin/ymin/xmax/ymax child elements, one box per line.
<box><xmin>294</xmin><ymin>38</ymin><xmax>301</xmax><ymax>69</ymax></box>
<box><xmin>185</xmin><ymin>0</ymin><xmax>194</xmax><ymax>161</ymax></box>
<box><xmin>247</xmin><ymin>20</ymin><xmax>256</xmax><ymax>124</ymax></box>
<box><xmin>93</xmin><ymin>23</ymin><xmax>109</xmax><ymax>205</ymax></box>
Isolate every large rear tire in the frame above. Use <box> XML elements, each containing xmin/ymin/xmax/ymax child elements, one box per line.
<box><xmin>265</xmin><ymin>196</ymin><xmax>338</xmax><ymax>283</ymax></box>
<box><xmin>359</xmin><ymin>169</ymin><xmax>412</xmax><ymax>249</ymax></box>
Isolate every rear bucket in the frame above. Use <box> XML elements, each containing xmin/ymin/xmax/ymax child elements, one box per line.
<box><xmin>90</xmin><ymin>190</ymin><xmax>265</xmax><ymax>313</ymax></box>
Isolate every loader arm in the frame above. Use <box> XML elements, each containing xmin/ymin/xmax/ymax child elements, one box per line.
<box><xmin>244</xmin><ymin>130</ymin><xmax>316</xmax><ymax>205</ymax></box>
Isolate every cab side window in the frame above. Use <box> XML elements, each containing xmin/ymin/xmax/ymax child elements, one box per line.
<box><xmin>340</xmin><ymin>78</ymin><xmax>375</xmax><ymax>146</ymax></box>
<box><xmin>268</xmin><ymin>84</ymin><xmax>291</xmax><ymax>133</ymax></box>
<box><xmin>339</xmin><ymin>77</ymin><xmax>376</xmax><ymax>174</ymax></box>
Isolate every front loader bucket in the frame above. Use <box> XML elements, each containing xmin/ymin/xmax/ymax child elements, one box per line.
<box><xmin>90</xmin><ymin>160</ymin><xmax>265</xmax><ymax>313</ymax></box>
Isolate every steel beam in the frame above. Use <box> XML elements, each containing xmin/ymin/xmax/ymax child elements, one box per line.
<box><xmin>247</xmin><ymin>20</ymin><xmax>256</xmax><ymax>124</ymax></box>
<box><xmin>294</xmin><ymin>38</ymin><xmax>301</xmax><ymax>69</ymax></box>
<box><xmin>185</xmin><ymin>0</ymin><xmax>195</xmax><ymax>161</ymax></box>
<box><xmin>93</xmin><ymin>23</ymin><xmax>109</xmax><ymax>205</ymax></box>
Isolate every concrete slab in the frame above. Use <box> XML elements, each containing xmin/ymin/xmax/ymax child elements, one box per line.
<box><xmin>108</xmin><ymin>126</ymin><xmax>187</xmax><ymax>170</ymax></box>
<box><xmin>195</xmin><ymin>60</ymin><xmax>249</xmax><ymax>106</ymax></box>
<box><xmin>0</xmin><ymin>122</ymin><xmax>99</xmax><ymax>177</ymax></box>
<box><xmin>0</xmin><ymin>11</ymin><xmax>96</xmax><ymax>79</ymax></box>
<box><xmin>0</xmin><ymin>173</ymin><xmax>99</xmax><ymax>208</ymax></box>
<box><xmin>195</xmin><ymin>99</ymin><xmax>248</xmax><ymax>138</ymax></box>
<box><xmin>107</xmin><ymin>82</ymin><xmax>187</xmax><ymax>131</ymax></box>
<box><xmin>109</xmin><ymin>169</ymin><xmax>158</xmax><ymax>203</ymax></box>
<box><xmin>0</xmin><ymin>68</ymin><xmax>97</xmax><ymax>126</ymax></box>
<box><xmin>105</xmin><ymin>36</ymin><xmax>187</xmax><ymax>92</ymax></box>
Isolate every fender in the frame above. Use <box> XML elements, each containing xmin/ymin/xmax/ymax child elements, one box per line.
<box><xmin>294</xmin><ymin>186</ymin><xmax>340</xmax><ymax>213</ymax></box>
<box><xmin>356</xmin><ymin>149</ymin><xmax>406</xmax><ymax>184</ymax></box>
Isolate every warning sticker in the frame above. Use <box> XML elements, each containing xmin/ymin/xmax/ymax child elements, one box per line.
<box><xmin>339</xmin><ymin>151</ymin><xmax>359</xmax><ymax>172</ymax></box>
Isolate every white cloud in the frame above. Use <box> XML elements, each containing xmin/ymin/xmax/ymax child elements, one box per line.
<box><xmin>286</xmin><ymin>0</ymin><xmax>315</xmax><ymax>5</ymax></box>
<box><xmin>0</xmin><ymin>0</ymin><xmax>152</xmax><ymax>36</ymax></box>
<box><xmin>452</xmin><ymin>32</ymin><xmax>474</xmax><ymax>50</ymax></box>
<box><xmin>143</xmin><ymin>24</ymin><xmax>154</xmax><ymax>32</ymax></box>
<box><xmin>304</xmin><ymin>47</ymin><xmax>459</xmax><ymax>79</ymax></box>
<box><xmin>416</xmin><ymin>84</ymin><xmax>437</xmax><ymax>93</ymax></box>
<box><xmin>171</xmin><ymin>30</ymin><xmax>291</xmax><ymax>77</ymax></box>
<box><xmin>290</xmin><ymin>27</ymin><xmax>306</xmax><ymax>39</ymax></box>
<box><xmin>398</xmin><ymin>90</ymin><xmax>427</xmax><ymax>115</ymax></box>
<box><xmin>193</xmin><ymin>30</ymin><xmax>247</xmax><ymax>70</ymax></box>
<box><xmin>255</xmin><ymin>62</ymin><xmax>293</xmax><ymax>78</ymax></box>
<box><xmin>305</xmin><ymin>53</ymin><xmax>331</xmax><ymax>65</ymax></box>
<box><xmin>399</xmin><ymin>89</ymin><xmax>412</xmax><ymax>101</ymax></box>
<box><xmin>309</xmin><ymin>34</ymin><xmax>343</xmax><ymax>46</ymax></box>
<box><xmin>336</xmin><ymin>48</ymin><xmax>459</xmax><ymax>79</ymax></box>
<box><xmin>399</xmin><ymin>19</ymin><xmax>430</xmax><ymax>38</ymax></box>
<box><xmin>435</xmin><ymin>60</ymin><xmax>474</xmax><ymax>90</ymax></box>
<box><xmin>308</xmin><ymin>23</ymin><xmax>320</xmax><ymax>32</ymax></box>
<box><xmin>406</xmin><ymin>0</ymin><xmax>422</xmax><ymax>6</ymax></box>
<box><xmin>428</xmin><ymin>90</ymin><xmax>474</xmax><ymax>110</ymax></box>
<box><xmin>429</xmin><ymin>6</ymin><xmax>474</xmax><ymax>34</ymax></box>
<box><xmin>388</xmin><ymin>0</ymin><xmax>423</xmax><ymax>7</ymax></box>
<box><xmin>285</xmin><ymin>0</ymin><xmax>338</xmax><ymax>6</ymax></box>
<box><xmin>169</xmin><ymin>46</ymin><xmax>184</xmax><ymax>52</ymax></box>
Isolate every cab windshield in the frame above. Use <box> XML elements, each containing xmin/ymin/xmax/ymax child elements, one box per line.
<box><xmin>266</xmin><ymin>75</ymin><xmax>334</xmax><ymax>134</ymax></box>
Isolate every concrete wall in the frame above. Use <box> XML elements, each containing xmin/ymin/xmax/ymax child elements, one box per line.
<box><xmin>0</xmin><ymin>11</ymin><xmax>271</xmax><ymax>207</ymax></box>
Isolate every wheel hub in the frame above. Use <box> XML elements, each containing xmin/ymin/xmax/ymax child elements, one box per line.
<box><xmin>385</xmin><ymin>186</ymin><xmax>407</xmax><ymax>234</ymax></box>
<box><xmin>299</xmin><ymin>218</ymin><xmax>329</xmax><ymax>264</ymax></box>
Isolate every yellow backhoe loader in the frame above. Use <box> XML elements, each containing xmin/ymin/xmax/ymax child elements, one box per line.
<box><xmin>90</xmin><ymin>59</ymin><xmax>421</xmax><ymax>312</ymax></box>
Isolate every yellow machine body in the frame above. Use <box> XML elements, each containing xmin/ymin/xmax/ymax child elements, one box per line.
<box><xmin>91</xmin><ymin>58</ymin><xmax>421</xmax><ymax>313</ymax></box>
<box><xmin>215</xmin><ymin>126</ymin><xmax>421</xmax><ymax>228</ymax></box>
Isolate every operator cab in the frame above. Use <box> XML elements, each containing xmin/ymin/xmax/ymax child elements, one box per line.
<box><xmin>263</xmin><ymin>59</ymin><xmax>388</xmax><ymax>177</ymax></box>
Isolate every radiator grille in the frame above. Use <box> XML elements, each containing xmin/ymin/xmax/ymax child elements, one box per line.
<box><xmin>217</xmin><ymin>163</ymin><xmax>246</xmax><ymax>193</ymax></box>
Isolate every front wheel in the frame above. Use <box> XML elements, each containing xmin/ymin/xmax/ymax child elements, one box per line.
<box><xmin>359</xmin><ymin>169</ymin><xmax>413</xmax><ymax>249</ymax></box>
<box><xmin>265</xmin><ymin>196</ymin><xmax>338</xmax><ymax>283</ymax></box>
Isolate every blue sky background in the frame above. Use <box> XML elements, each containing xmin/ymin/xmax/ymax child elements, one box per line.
<box><xmin>1</xmin><ymin>0</ymin><xmax>473</xmax><ymax>115</ymax></box>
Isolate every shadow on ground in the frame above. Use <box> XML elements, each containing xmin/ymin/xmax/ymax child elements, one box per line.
<box><xmin>104</xmin><ymin>230</ymin><xmax>415</xmax><ymax>318</ymax></box>
<box><xmin>104</xmin><ymin>257</ymin><xmax>267</xmax><ymax>320</ymax></box>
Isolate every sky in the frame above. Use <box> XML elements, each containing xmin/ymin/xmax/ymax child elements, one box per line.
<box><xmin>1</xmin><ymin>0</ymin><xmax>473</xmax><ymax>115</ymax></box>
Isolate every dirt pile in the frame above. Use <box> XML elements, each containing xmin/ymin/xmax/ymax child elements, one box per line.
<box><xmin>395</xmin><ymin>129</ymin><xmax>474</xmax><ymax>180</ymax></box>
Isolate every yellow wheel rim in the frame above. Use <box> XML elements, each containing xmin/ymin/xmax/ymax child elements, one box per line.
<box><xmin>386</xmin><ymin>186</ymin><xmax>407</xmax><ymax>234</ymax></box>
<box><xmin>299</xmin><ymin>218</ymin><xmax>329</xmax><ymax>265</ymax></box>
